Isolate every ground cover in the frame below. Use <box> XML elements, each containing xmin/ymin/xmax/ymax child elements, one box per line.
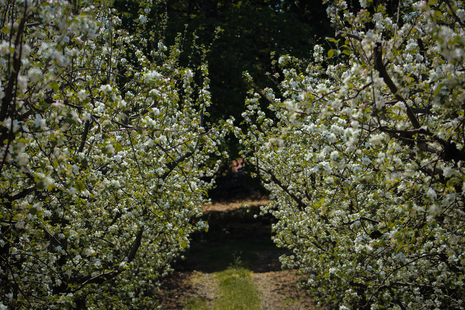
<box><xmin>157</xmin><ymin>199</ymin><xmax>323</xmax><ymax>309</ymax></box>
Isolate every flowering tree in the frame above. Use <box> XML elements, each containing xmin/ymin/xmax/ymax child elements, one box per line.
<box><xmin>240</xmin><ymin>0</ymin><xmax>465</xmax><ymax>308</ymax></box>
<box><xmin>0</xmin><ymin>0</ymin><xmax>229</xmax><ymax>308</ymax></box>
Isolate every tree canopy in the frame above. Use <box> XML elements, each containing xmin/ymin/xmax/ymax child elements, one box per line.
<box><xmin>239</xmin><ymin>0</ymin><xmax>465</xmax><ymax>308</ymax></box>
<box><xmin>0</xmin><ymin>0</ymin><xmax>230</xmax><ymax>308</ymax></box>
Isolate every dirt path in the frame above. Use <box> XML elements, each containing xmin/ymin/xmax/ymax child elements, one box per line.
<box><xmin>158</xmin><ymin>271</ymin><xmax>219</xmax><ymax>309</ymax></box>
<box><xmin>159</xmin><ymin>270</ymin><xmax>318</xmax><ymax>309</ymax></box>
<box><xmin>253</xmin><ymin>271</ymin><xmax>318</xmax><ymax>310</ymax></box>
<box><xmin>157</xmin><ymin>200</ymin><xmax>322</xmax><ymax>309</ymax></box>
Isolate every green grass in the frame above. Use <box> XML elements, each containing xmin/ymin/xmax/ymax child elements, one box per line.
<box><xmin>211</xmin><ymin>266</ymin><xmax>261</xmax><ymax>310</ymax></box>
<box><xmin>183</xmin><ymin>255</ymin><xmax>262</xmax><ymax>310</ymax></box>
<box><xmin>185</xmin><ymin>297</ymin><xmax>208</xmax><ymax>310</ymax></box>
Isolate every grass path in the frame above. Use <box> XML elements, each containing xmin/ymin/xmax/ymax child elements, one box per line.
<box><xmin>158</xmin><ymin>200</ymin><xmax>322</xmax><ymax>309</ymax></box>
<box><xmin>160</xmin><ymin>267</ymin><xmax>319</xmax><ymax>309</ymax></box>
<box><xmin>185</xmin><ymin>266</ymin><xmax>261</xmax><ymax>310</ymax></box>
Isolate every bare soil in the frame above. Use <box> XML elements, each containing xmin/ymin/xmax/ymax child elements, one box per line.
<box><xmin>254</xmin><ymin>271</ymin><xmax>318</xmax><ymax>310</ymax></box>
<box><xmin>202</xmin><ymin>198</ymin><xmax>269</xmax><ymax>212</ymax></box>
<box><xmin>158</xmin><ymin>271</ymin><xmax>219</xmax><ymax>309</ymax></box>
<box><xmin>157</xmin><ymin>200</ymin><xmax>322</xmax><ymax>309</ymax></box>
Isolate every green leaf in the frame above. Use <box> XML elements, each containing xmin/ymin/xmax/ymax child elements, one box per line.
<box><xmin>114</xmin><ymin>142</ymin><xmax>123</xmax><ymax>152</ymax></box>
<box><xmin>434</xmin><ymin>11</ymin><xmax>443</xmax><ymax>18</ymax></box>
<box><xmin>50</xmin><ymin>81</ymin><xmax>59</xmax><ymax>91</ymax></box>
<box><xmin>446</xmin><ymin>177</ymin><xmax>459</xmax><ymax>187</ymax></box>
<box><xmin>342</xmin><ymin>49</ymin><xmax>351</xmax><ymax>55</ymax></box>
<box><xmin>80</xmin><ymin>158</ymin><xmax>88</xmax><ymax>169</ymax></box>
<box><xmin>75</xmin><ymin>180</ymin><xmax>85</xmax><ymax>192</ymax></box>
<box><xmin>328</xmin><ymin>49</ymin><xmax>335</xmax><ymax>58</ymax></box>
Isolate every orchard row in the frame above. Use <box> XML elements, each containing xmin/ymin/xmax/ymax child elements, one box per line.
<box><xmin>1</xmin><ymin>0</ymin><xmax>464</xmax><ymax>309</ymax></box>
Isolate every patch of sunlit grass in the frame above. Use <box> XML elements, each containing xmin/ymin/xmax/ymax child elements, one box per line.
<box><xmin>185</xmin><ymin>297</ymin><xmax>208</xmax><ymax>310</ymax></box>
<box><xmin>211</xmin><ymin>256</ymin><xmax>261</xmax><ymax>310</ymax></box>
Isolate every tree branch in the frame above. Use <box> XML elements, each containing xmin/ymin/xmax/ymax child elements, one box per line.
<box><xmin>374</xmin><ymin>43</ymin><xmax>421</xmax><ymax>129</ymax></box>
<box><xmin>78</xmin><ymin>120</ymin><xmax>91</xmax><ymax>153</ymax></box>
<box><xmin>127</xmin><ymin>228</ymin><xmax>143</xmax><ymax>262</ymax></box>
<box><xmin>259</xmin><ymin>166</ymin><xmax>306</xmax><ymax>211</ymax></box>
<box><xmin>0</xmin><ymin>17</ymin><xmax>26</xmax><ymax>125</ymax></box>
<box><xmin>7</xmin><ymin>186</ymin><xmax>36</xmax><ymax>202</ymax></box>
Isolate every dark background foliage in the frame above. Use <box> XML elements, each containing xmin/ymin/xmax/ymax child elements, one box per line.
<box><xmin>114</xmin><ymin>0</ymin><xmax>333</xmax><ymax>193</ymax></box>
<box><xmin>163</xmin><ymin>0</ymin><xmax>331</xmax><ymax>125</ymax></box>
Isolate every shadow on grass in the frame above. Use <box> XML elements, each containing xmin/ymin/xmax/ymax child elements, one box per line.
<box><xmin>173</xmin><ymin>205</ymin><xmax>291</xmax><ymax>273</ymax></box>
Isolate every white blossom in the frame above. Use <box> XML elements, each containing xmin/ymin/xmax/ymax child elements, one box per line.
<box><xmin>77</xmin><ymin>89</ymin><xmax>88</xmax><ymax>100</ymax></box>
<box><xmin>139</xmin><ymin>15</ymin><xmax>147</xmax><ymax>24</ymax></box>
<box><xmin>426</xmin><ymin>188</ymin><xmax>437</xmax><ymax>200</ymax></box>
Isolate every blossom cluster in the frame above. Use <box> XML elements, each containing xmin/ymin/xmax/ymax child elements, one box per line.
<box><xmin>239</xmin><ymin>0</ymin><xmax>465</xmax><ymax>308</ymax></box>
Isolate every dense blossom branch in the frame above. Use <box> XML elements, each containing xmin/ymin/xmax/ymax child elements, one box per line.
<box><xmin>0</xmin><ymin>1</ymin><xmax>228</xmax><ymax>308</ymax></box>
<box><xmin>373</xmin><ymin>43</ymin><xmax>421</xmax><ymax>129</ymax></box>
<box><xmin>239</xmin><ymin>0</ymin><xmax>465</xmax><ymax>308</ymax></box>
